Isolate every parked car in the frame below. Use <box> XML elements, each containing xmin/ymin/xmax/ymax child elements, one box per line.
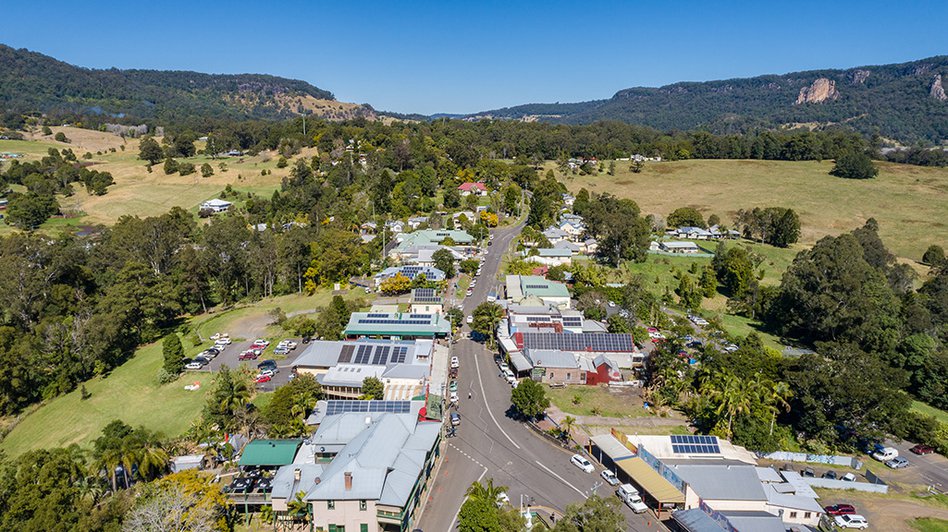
<box><xmin>258</xmin><ymin>360</ymin><xmax>277</xmax><ymax>370</ymax></box>
<box><xmin>822</xmin><ymin>470</ymin><xmax>838</xmax><ymax>480</ymax></box>
<box><xmin>834</xmin><ymin>514</ymin><xmax>869</xmax><ymax>529</ymax></box>
<box><xmin>616</xmin><ymin>484</ymin><xmax>648</xmax><ymax>513</ymax></box>
<box><xmin>449</xmin><ymin>381</ymin><xmax>458</xmax><ymax>392</ymax></box>
<box><xmin>251</xmin><ymin>339</ymin><xmax>270</xmax><ymax>348</ymax></box>
<box><xmin>255</xmin><ymin>374</ymin><xmax>271</xmax><ymax>384</ymax></box>
<box><xmin>450</xmin><ymin>413</ymin><xmax>461</xmax><ymax>426</ymax></box>
<box><xmin>871</xmin><ymin>446</ymin><xmax>898</xmax><ymax>462</ymax></box>
<box><xmin>886</xmin><ymin>456</ymin><xmax>910</xmax><ymax>469</ymax></box>
<box><xmin>570</xmin><ymin>454</ymin><xmax>594</xmax><ymax>473</ymax></box>
<box><xmin>450</xmin><ymin>392</ymin><xmax>459</xmax><ymax>403</ymax></box>
<box><xmin>259</xmin><ymin>369</ymin><xmax>276</xmax><ymax>378</ymax></box>
<box><xmin>238</xmin><ymin>351</ymin><xmax>258</xmax><ymax>361</ymax></box>
<box><xmin>273</xmin><ymin>347</ymin><xmax>290</xmax><ymax>355</ymax></box>
<box><xmin>600</xmin><ymin>470</ymin><xmax>619</xmax><ymax>486</ymax></box>
<box><xmin>910</xmin><ymin>444</ymin><xmax>935</xmax><ymax>455</ymax></box>
<box><xmin>466</xmin><ymin>316</ymin><xmax>474</xmax><ymax>324</ymax></box>
<box><xmin>498</xmin><ymin>362</ymin><xmax>509</xmax><ymax>374</ymax></box>
<box><xmin>466</xmin><ymin>289</ymin><xmax>473</xmax><ymax>297</ymax></box>
<box><xmin>451</xmin><ymin>356</ymin><xmax>460</xmax><ymax>369</ymax></box>
<box><xmin>185</xmin><ymin>360</ymin><xmax>204</xmax><ymax>370</ymax></box>
<box><xmin>841</xmin><ymin>473</ymin><xmax>857</xmax><ymax>482</ymax></box>
<box><xmin>801</xmin><ymin>467</ymin><xmax>815</xmax><ymax>477</ymax></box>
<box><xmin>824</xmin><ymin>504</ymin><xmax>856</xmax><ymax>516</ymax></box>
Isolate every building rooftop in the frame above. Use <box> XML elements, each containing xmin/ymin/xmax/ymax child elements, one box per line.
<box><xmin>517</xmin><ymin>332</ymin><xmax>636</xmax><ymax>353</ymax></box>
<box><xmin>293</xmin><ymin>339</ymin><xmax>432</xmax><ymax>370</ymax></box>
<box><xmin>525</xmin><ymin>349</ymin><xmax>579</xmax><ymax>369</ymax></box>
<box><xmin>344</xmin><ymin>312</ymin><xmax>451</xmax><ymax>338</ymax></box>
<box><xmin>506</xmin><ymin>275</ymin><xmax>570</xmax><ymax>301</ymax></box>
<box><xmin>395</xmin><ymin>229</ymin><xmax>474</xmax><ymax>250</ymax></box>
<box><xmin>411</xmin><ymin>288</ymin><xmax>443</xmax><ymax>304</ymax></box>
<box><xmin>239</xmin><ymin>439</ymin><xmax>303</xmax><ymax>467</ymax></box>
<box><xmin>668</xmin><ymin>463</ymin><xmax>767</xmax><ymax>501</ymax></box>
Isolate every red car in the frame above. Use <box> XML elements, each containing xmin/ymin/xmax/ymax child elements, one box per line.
<box><xmin>238</xmin><ymin>351</ymin><xmax>258</xmax><ymax>361</ymax></box>
<box><xmin>910</xmin><ymin>444</ymin><xmax>935</xmax><ymax>455</ymax></box>
<box><xmin>823</xmin><ymin>504</ymin><xmax>856</xmax><ymax>516</ymax></box>
<box><xmin>255</xmin><ymin>374</ymin><xmax>271</xmax><ymax>384</ymax></box>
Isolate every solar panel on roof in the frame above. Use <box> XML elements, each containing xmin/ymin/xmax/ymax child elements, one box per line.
<box><xmin>354</xmin><ymin>344</ymin><xmax>372</xmax><ymax>364</ymax></box>
<box><xmin>367</xmin><ymin>313</ymin><xmax>388</xmax><ymax>318</ymax></box>
<box><xmin>391</xmin><ymin>346</ymin><xmax>408</xmax><ymax>363</ymax></box>
<box><xmin>670</xmin><ymin>434</ymin><xmax>720</xmax><ymax>454</ymax></box>
<box><xmin>525</xmin><ymin>284</ymin><xmax>549</xmax><ymax>289</ymax></box>
<box><xmin>521</xmin><ymin>333</ymin><xmax>634</xmax><ymax>352</ymax></box>
<box><xmin>413</xmin><ymin>288</ymin><xmax>436</xmax><ymax>297</ymax></box>
<box><xmin>357</xmin><ymin>319</ymin><xmax>431</xmax><ymax>325</ymax></box>
<box><xmin>372</xmin><ymin>346</ymin><xmax>390</xmax><ymax>365</ymax></box>
<box><xmin>338</xmin><ymin>344</ymin><xmax>355</xmax><ymax>363</ymax></box>
<box><xmin>409</xmin><ymin>314</ymin><xmax>432</xmax><ymax>319</ymax></box>
<box><xmin>323</xmin><ymin>400</ymin><xmax>412</xmax><ymax>416</ymax></box>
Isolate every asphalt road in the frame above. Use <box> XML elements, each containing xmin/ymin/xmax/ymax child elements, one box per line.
<box><xmin>417</xmin><ymin>223</ymin><xmax>662</xmax><ymax>532</ymax></box>
<box><xmin>886</xmin><ymin>438</ymin><xmax>948</xmax><ymax>492</ymax></box>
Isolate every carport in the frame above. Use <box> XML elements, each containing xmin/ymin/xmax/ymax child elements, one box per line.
<box><xmin>615</xmin><ymin>457</ymin><xmax>685</xmax><ymax>517</ymax></box>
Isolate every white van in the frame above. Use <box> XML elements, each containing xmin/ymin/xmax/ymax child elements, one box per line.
<box><xmin>871</xmin><ymin>447</ymin><xmax>898</xmax><ymax>462</ymax></box>
<box><xmin>616</xmin><ymin>484</ymin><xmax>648</xmax><ymax>513</ymax></box>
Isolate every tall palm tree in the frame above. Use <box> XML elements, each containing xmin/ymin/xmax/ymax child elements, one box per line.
<box><xmin>560</xmin><ymin>415</ymin><xmax>577</xmax><ymax>443</ymax></box>
<box><xmin>708</xmin><ymin>373</ymin><xmax>754</xmax><ymax>437</ymax></box>
<box><xmin>766</xmin><ymin>380</ymin><xmax>793</xmax><ymax>436</ymax></box>
<box><xmin>466</xmin><ymin>478</ymin><xmax>507</xmax><ymax>505</ymax></box>
<box><xmin>98</xmin><ymin>448</ymin><xmax>123</xmax><ymax>492</ymax></box>
<box><xmin>137</xmin><ymin>439</ymin><xmax>170</xmax><ymax>480</ymax></box>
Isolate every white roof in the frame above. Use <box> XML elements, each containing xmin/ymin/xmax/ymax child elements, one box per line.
<box><xmin>202</xmin><ymin>198</ymin><xmax>232</xmax><ymax>207</ymax></box>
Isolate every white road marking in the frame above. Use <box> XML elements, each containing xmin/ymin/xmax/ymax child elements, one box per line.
<box><xmin>473</xmin><ymin>343</ymin><xmax>521</xmax><ymax>450</ymax></box>
<box><xmin>534</xmin><ymin>460</ymin><xmax>588</xmax><ymax>499</ymax></box>
<box><xmin>449</xmin><ymin>466</ymin><xmax>488</xmax><ymax>530</ymax></box>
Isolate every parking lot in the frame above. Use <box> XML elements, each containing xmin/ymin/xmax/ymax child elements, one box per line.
<box><xmin>182</xmin><ymin>335</ymin><xmax>308</xmax><ymax>392</ymax></box>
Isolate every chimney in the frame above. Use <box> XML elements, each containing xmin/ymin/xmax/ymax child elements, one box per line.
<box><xmin>294</xmin><ymin>468</ymin><xmax>301</xmax><ymax>481</ymax></box>
<box><xmin>344</xmin><ymin>471</ymin><xmax>353</xmax><ymax>491</ymax></box>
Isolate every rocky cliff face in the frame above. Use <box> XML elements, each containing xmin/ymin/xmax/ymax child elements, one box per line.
<box><xmin>849</xmin><ymin>69</ymin><xmax>870</xmax><ymax>85</ymax></box>
<box><xmin>931</xmin><ymin>74</ymin><xmax>947</xmax><ymax>101</ymax></box>
<box><xmin>795</xmin><ymin>78</ymin><xmax>840</xmax><ymax>104</ymax></box>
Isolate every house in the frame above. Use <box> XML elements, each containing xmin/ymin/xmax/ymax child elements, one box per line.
<box><xmin>505</xmin><ymin>275</ymin><xmax>571</xmax><ymax>308</ymax></box>
<box><xmin>410</xmin><ymin>288</ymin><xmax>443</xmax><ymax>315</ymax></box>
<box><xmin>672</xmin><ymin>226</ymin><xmax>715</xmax><ymax>240</ymax></box>
<box><xmin>558</xmin><ymin>220</ymin><xmax>585</xmax><ymax>241</ymax></box>
<box><xmin>709</xmin><ymin>224</ymin><xmax>741</xmax><ymax>239</ymax></box>
<box><xmin>270</xmin><ymin>407</ymin><xmax>441</xmax><ymax>531</ymax></box>
<box><xmin>592</xmin><ymin>434</ymin><xmax>823</xmax><ymax>529</ymax></box>
<box><xmin>452</xmin><ymin>210</ymin><xmax>477</xmax><ymax>224</ymax></box>
<box><xmin>360</xmin><ymin>221</ymin><xmax>378</xmax><ymax>234</ymax></box>
<box><xmin>344</xmin><ymin>312</ymin><xmax>452</xmax><ymax>339</ymax></box>
<box><xmin>581</xmin><ymin>238</ymin><xmax>599</xmax><ymax>255</ymax></box>
<box><xmin>458</xmin><ymin>182</ymin><xmax>488</xmax><ymax>196</ymax></box>
<box><xmin>374</xmin><ymin>265</ymin><xmax>446</xmax><ymax>288</ymax></box>
<box><xmin>525</xmin><ymin>349</ymin><xmax>586</xmax><ymax>385</ymax></box>
<box><xmin>524</xmin><ymin>248</ymin><xmax>573</xmax><ymax>267</ymax></box>
<box><xmin>562</xmin><ymin>193</ymin><xmax>575</xmax><ymax>207</ymax></box>
<box><xmin>385</xmin><ymin>220</ymin><xmax>406</xmax><ymax>234</ymax></box>
<box><xmin>542</xmin><ymin>227</ymin><xmax>570</xmax><ymax>244</ymax></box>
<box><xmin>659</xmin><ymin>241</ymin><xmax>701</xmax><ymax>254</ymax></box>
<box><xmin>505</xmin><ymin>305</ymin><xmax>586</xmax><ymax>335</ymax></box>
<box><xmin>515</xmin><ymin>332</ymin><xmax>644</xmax><ymax>372</ymax></box>
<box><xmin>292</xmin><ymin>339</ymin><xmax>433</xmax><ymax>400</ymax></box>
<box><xmin>407</xmin><ymin>216</ymin><xmax>429</xmax><ymax>230</ymax></box>
<box><xmin>585</xmin><ymin>355</ymin><xmax>622</xmax><ymax>385</ymax></box>
<box><xmin>200</xmin><ymin>198</ymin><xmax>232</xmax><ymax>213</ymax></box>
<box><xmin>553</xmin><ymin>240</ymin><xmax>581</xmax><ymax>254</ymax></box>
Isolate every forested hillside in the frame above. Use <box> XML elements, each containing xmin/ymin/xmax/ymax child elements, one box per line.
<box><xmin>0</xmin><ymin>44</ymin><xmax>375</xmax><ymax>127</ymax></box>
<box><xmin>476</xmin><ymin>56</ymin><xmax>948</xmax><ymax>143</ymax></box>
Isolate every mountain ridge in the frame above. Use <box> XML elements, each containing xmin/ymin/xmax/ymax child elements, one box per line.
<box><xmin>0</xmin><ymin>44</ymin><xmax>379</xmax><ymax>124</ymax></box>
<box><xmin>468</xmin><ymin>56</ymin><xmax>948</xmax><ymax>143</ymax></box>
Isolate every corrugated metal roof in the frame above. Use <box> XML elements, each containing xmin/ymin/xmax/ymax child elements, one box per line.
<box><xmin>239</xmin><ymin>440</ymin><xmax>302</xmax><ymax>467</ymax></box>
<box><xmin>671</xmin><ymin>509</ymin><xmax>727</xmax><ymax>532</ymax></box>
<box><xmin>669</xmin><ymin>464</ymin><xmax>767</xmax><ymax>501</ymax></box>
<box><xmin>590</xmin><ymin>434</ymin><xmax>635</xmax><ymax>461</ymax></box>
<box><xmin>614</xmin><ymin>457</ymin><xmax>684</xmax><ymax>503</ymax></box>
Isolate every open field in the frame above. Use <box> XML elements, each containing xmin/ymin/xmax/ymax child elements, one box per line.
<box><xmin>1</xmin><ymin>128</ymin><xmax>295</xmax><ymax>231</ymax></box>
<box><xmin>544</xmin><ymin>384</ymin><xmax>652</xmax><ymax>419</ymax></box>
<box><xmin>0</xmin><ymin>290</ymin><xmax>345</xmax><ymax>457</ymax></box>
<box><xmin>913</xmin><ymin>518</ymin><xmax>948</xmax><ymax>532</ymax></box>
<box><xmin>818</xmin><ymin>489</ymin><xmax>948</xmax><ymax>532</ymax></box>
<box><xmin>913</xmin><ymin>401</ymin><xmax>948</xmax><ymax>425</ymax></box>
<box><xmin>558</xmin><ymin>159</ymin><xmax>948</xmax><ymax>261</ymax></box>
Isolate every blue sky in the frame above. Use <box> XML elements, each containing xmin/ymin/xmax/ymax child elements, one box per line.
<box><xmin>3</xmin><ymin>1</ymin><xmax>946</xmax><ymax>114</ymax></box>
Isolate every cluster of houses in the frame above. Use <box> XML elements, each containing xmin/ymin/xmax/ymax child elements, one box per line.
<box><xmin>649</xmin><ymin>225</ymin><xmax>741</xmax><ymax>255</ymax></box>
<box><xmin>522</xmin><ymin>211</ymin><xmax>598</xmax><ymax>267</ymax></box>
<box><xmin>385</xmin><ymin>229</ymin><xmax>477</xmax><ymax>269</ymax></box>
<box><xmin>592</xmin><ymin>432</ymin><xmax>825</xmax><ymax>530</ymax></box>
<box><xmin>496</xmin><ymin>275</ymin><xmax>644</xmax><ymax>386</ymax></box>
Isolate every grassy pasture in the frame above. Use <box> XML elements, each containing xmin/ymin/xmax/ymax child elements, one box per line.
<box><xmin>559</xmin><ymin>159</ymin><xmax>948</xmax><ymax>261</ymax></box>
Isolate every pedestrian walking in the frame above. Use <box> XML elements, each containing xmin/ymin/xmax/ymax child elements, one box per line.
<box><xmin>468</xmin><ymin>392</ymin><xmax>472</xmax><ymax>400</ymax></box>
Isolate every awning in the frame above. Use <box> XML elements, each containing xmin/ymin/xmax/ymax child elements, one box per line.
<box><xmin>615</xmin><ymin>457</ymin><xmax>685</xmax><ymax>504</ymax></box>
<box><xmin>509</xmin><ymin>352</ymin><xmax>534</xmax><ymax>372</ymax></box>
<box><xmin>590</xmin><ymin>434</ymin><xmax>635</xmax><ymax>461</ymax></box>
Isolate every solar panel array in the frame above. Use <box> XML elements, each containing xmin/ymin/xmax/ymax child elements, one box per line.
<box><xmin>526</xmin><ymin>316</ymin><xmax>552</xmax><ymax>322</ymax></box>
<box><xmin>562</xmin><ymin>317</ymin><xmax>583</xmax><ymax>327</ymax></box>
<box><xmin>521</xmin><ymin>333</ymin><xmax>635</xmax><ymax>352</ymax></box>
<box><xmin>372</xmin><ymin>346</ymin><xmax>390</xmax><ymax>365</ymax></box>
<box><xmin>525</xmin><ymin>284</ymin><xmax>549</xmax><ymax>289</ymax></box>
<box><xmin>354</xmin><ymin>344</ymin><xmax>372</xmax><ymax>364</ymax></box>
<box><xmin>324</xmin><ymin>400</ymin><xmax>412</xmax><ymax>416</ymax></box>
<box><xmin>367</xmin><ymin>313</ymin><xmax>388</xmax><ymax>318</ymax></box>
<box><xmin>391</xmin><ymin>346</ymin><xmax>409</xmax><ymax>363</ymax></box>
<box><xmin>670</xmin><ymin>435</ymin><xmax>721</xmax><ymax>454</ymax></box>
<box><xmin>413</xmin><ymin>288</ymin><xmax>436</xmax><ymax>298</ymax></box>
<box><xmin>357</xmin><ymin>318</ymin><xmax>431</xmax><ymax>325</ymax></box>
<box><xmin>409</xmin><ymin>314</ymin><xmax>433</xmax><ymax>319</ymax></box>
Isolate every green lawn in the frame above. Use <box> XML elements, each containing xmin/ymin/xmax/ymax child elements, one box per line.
<box><xmin>912</xmin><ymin>401</ymin><xmax>948</xmax><ymax>425</ymax></box>
<box><xmin>0</xmin><ymin>290</ymin><xmax>343</xmax><ymax>458</ymax></box>
<box><xmin>544</xmin><ymin>385</ymin><xmax>652</xmax><ymax>419</ymax></box>
<box><xmin>912</xmin><ymin>518</ymin><xmax>948</xmax><ymax>532</ymax></box>
<box><xmin>0</xmin><ymin>341</ymin><xmax>206</xmax><ymax>457</ymax></box>
<box><xmin>559</xmin><ymin>158</ymin><xmax>948</xmax><ymax>261</ymax></box>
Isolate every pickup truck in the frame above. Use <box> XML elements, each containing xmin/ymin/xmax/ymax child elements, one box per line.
<box><xmin>616</xmin><ymin>484</ymin><xmax>648</xmax><ymax>513</ymax></box>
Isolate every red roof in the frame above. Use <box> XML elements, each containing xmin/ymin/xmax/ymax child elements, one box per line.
<box><xmin>458</xmin><ymin>181</ymin><xmax>487</xmax><ymax>192</ymax></box>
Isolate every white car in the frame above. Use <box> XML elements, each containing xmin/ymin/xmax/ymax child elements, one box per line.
<box><xmin>570</xmin><ymin>454</ymin><xmax>594</xmax><ymax>473</ymax></box>
<box><xmin>600</xmin><ymin>470</ymin><xmax>619</xmax><ymax>486</ymax></box>
<box><xmin>470</xmin><ymin>279</ymin><xmax>477</xmax><ymax>287</ymax></box>
<box><xmin>834</xmin><ymin>514</ymin><xmax>869</xmax><ymax>530</ymax></box>
<box><xmin>608</xmin><ymin>301</ymin><xmax>616</xmax><ymax>308</ymax></box>
<box><xmin>184</xmin><ymin>361</ymin><xmax>204</xmax><ymax>370</ymax></box>
<box><xmin>465</xmin><ymin>289</ymin><xmax>473</xmax><ymax>297</ymax></box>
<box><xmin>617</xmin><ymin>484</ymin><xmax>648</xmax><ymax>513</ymax></box>
<box><xmin>466</xmin><ymin>315</ymin><xmax>474</xmax><ymax>324</ymax></box>
<box><xmin>450</xmin><ymin>391</ymin><xmax>459</xmax><ymax>403</ymax></box>
<box><xmin>498</xmin><ymin>362</ymin><xmax>509</xmax><ymax>373</ymax></box>
<box><xmin>486</xmin><ymin>294</ymin><xmax>496</xmax><ymax>302</ymax></box>
<box><xmin>451</xmin><ymin>356</ymin><xmax>460</xmax><ymax>369</ymax></box>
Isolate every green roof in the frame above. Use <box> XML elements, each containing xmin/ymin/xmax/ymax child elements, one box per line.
<box><xmin>518</xmin><ymin>275</ymin><xmax>570</xmax><ymax>298</ymax></box>
<box><xmin>238</xmin><ymin>439</ymin><xmax>302</xmax><ymax>467</ymax></box>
